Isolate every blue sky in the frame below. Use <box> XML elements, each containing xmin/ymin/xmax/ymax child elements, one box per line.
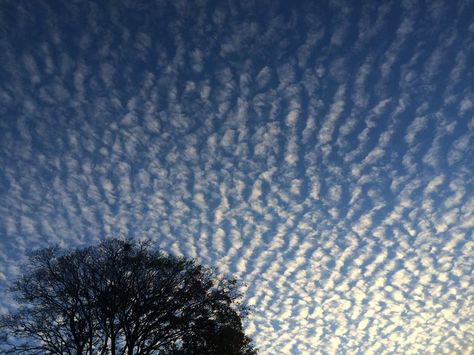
<box><xmin>0</xmin><ymin>0</ymin><xmax>473</xmax><ymax>353</ymax></box>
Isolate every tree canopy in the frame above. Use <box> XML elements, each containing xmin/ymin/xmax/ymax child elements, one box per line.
<box><xmin>0</xmin><ymin>239</ymin><xmax>257</xmax><ymax>355</ymax></box>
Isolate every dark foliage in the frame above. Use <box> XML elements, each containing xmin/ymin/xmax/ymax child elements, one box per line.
<box><xmin>0</xmin><ymin>239</ymin><xmax>257</xmax><ymax>355</ymax></box>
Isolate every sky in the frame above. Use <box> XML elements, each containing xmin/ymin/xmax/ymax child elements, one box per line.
<box><xmin>0</xmin><ymin>0</ymin><xmax>473</xmax><ymax>353</ymax></box>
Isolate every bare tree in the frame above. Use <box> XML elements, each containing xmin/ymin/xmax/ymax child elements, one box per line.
<box><xmin>0</xmin><ymin>239</ymin><xmax>257</xmax><ymax>355</ymax></box>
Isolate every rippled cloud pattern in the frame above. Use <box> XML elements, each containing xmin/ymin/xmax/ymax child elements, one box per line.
<box><xmin>0</xmin><ymin>0</ymin><xmax>473</xmax><ymax>353</ymax></box>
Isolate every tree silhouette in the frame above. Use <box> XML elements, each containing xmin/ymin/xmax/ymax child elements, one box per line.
<box><xmin>0</xmin><ymin>239</ymin><xmax>257</xmax><ymax>355</ymax></box>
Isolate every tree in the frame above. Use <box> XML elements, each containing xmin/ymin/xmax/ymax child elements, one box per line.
<box><xmin>0</xmin><ymin>239</ymin><xmax>257</xmax><ymax>355</ymax></box>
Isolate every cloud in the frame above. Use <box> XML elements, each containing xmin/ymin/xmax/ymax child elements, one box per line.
<box><xmin>0</xmin><ymin>0</ymin><xmax>473</xmax><ymax>353</ymax></box>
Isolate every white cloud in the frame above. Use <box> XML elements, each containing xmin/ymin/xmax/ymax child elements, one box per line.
<box><xmin>0</xmin><ymin>1</ymin><xmax>472</xmax><ymax>353</ymax></box>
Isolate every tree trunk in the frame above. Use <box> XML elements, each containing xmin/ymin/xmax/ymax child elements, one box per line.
<box><xmin>110</xmin><ymin>319</ymin><xmax>116</xmax><ymax>355</ymax></box>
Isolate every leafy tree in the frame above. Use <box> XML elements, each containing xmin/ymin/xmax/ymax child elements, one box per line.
<box><xmin>0</xmin><ymin>239</ymin><xmax>257</xmax><ymax>355</ymax></box>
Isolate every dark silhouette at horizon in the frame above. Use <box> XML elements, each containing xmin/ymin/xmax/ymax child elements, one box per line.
<box><xmin>0</xmin><ymin>238</ymin><xmax>257</xmax><ymax>355</ymax></box>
